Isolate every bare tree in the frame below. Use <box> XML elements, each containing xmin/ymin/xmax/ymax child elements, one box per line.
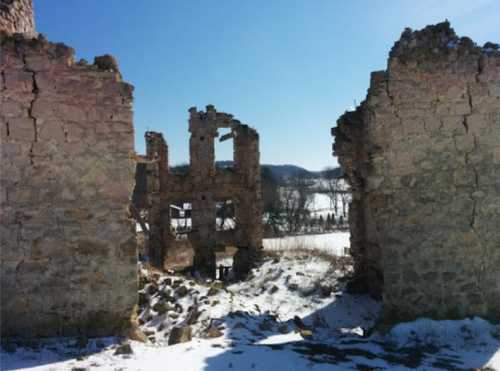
<box><xmin>322</xmin><ymin>167</ymin><xmax>342</xmax><ymax>217</ymax></box>
<box><xmin>340</xmin><ymin>191</ymin><xmax>350</xmax><ymax>219</ymax></box>
<box><xmin>281</xmin><ymin>174</ymin><xmax>313</xmax><ymax>233</ymax></box>
<box><xmin>262</xmin><ymin>166</ymin><xmax>285</xmax><ymax>236</ymax></box>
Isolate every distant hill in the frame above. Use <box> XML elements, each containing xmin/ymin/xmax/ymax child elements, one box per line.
<box><xmin>169</xmin><ymin>161</ymin><xmax>342</xmax><ymax>180</ymax></box>
<box><xmin>217</xmin><ymin>161</ymin><xmax>342</xmax><ymax>180</ymax></box>
<box><xmin>262</xmin><ymin>164</ymin><xmax>311</xmax><ymax>179</ymax></box>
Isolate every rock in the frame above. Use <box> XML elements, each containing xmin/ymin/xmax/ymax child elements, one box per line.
<box><xmin>211</xmin><ymin>300</ymin><xmax>220</xmax><ymax>306</ymax></box>
<box><xmin>128</xmin><ymin>327</ymin><xmax>148</xmax><ymax>343</ymax></box>
<box><xmin>152</xmin><ymin>301</ymin><xmax>171</xmax><ymax>314</ymax></box>
<box><xmin>185</xmin><ymin>306</ymin><xmax>201</xmax><ymax>325</ymax></box>
<box><xmin>288</xmin><ymin>283</ymin><xmax>298</xmax><ymax>291</ymax></box>
<box><xmin>278</xmin><ymin>324</ymin><xmax>289</xmax><ymax>334</ymax></box>
<box><xmin>293</xmin><ymin>316</ymin><xmax>306</xmax><ymax>330</ymax></box>
<box><xmin>207</xmin><ymin>286</ymin><xmax>219</xmax><ymax>296</ymax></box>
<box><xmin>203</xmin><ymin>323</ymin><xmax>223</xmax><ymax>339</ymax></box>
<box><xmin>299</xmin><ymin>329</ymin><xmax>313</xmax><ymax>339</ymax></box>
<box><xmin>114</xmin><ymin>343</ymin><xmax>133</xmax><ymax>355</ymax></box>
<box><xmin>168</xmin><ymin>326</ymin><xmax>192</xmax><ymax>345</ymax></box>
<box><xmin>162</xmin><ymin>291</ymin><xmax>176</xmax><ymax>303</ymax></box>
<box><xmin>269</xmin><ymin>285</ymin><xmax>279</xmax><ymax>294</ymax></box>
<box><xmin>138</xmin><ymin>291</ymin><xmax>149</xmax><ymax>307</ymax></box>
<box><xmin>163</xmin><ymin>278</ymin><xmax>172</xmax><ymax>286</ymax></box>
<box><xmin>146</xmin><ymin>282</ymin><xmax>158</xmax><ymax>295</ymax></box>
<box><xmin>138</xmin><ymin>276</ymin><xmax>148</xmax><ymax>290</ymax></box>
<box><xmin>176</xmin><ymin>285</ymin><xmax>189</xmax><ymax>298</ymax></box>
<box><xmin>258</xmin><ymin>319</ymin><xmax>274</xmax><ymax>332</ymax></box>
<box><xmin>320</xmin><ymin>285</ymin><xmax>333</xmax><ymax>297</ymax></box>
<box><xmin>172</xmin><ymin>279</ymin><xmax>183</xmax><ymax>289</ymax></box>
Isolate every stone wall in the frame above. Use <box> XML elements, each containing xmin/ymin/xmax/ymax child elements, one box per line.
<box><xmin>142</xmin><ymin>105</ymin><xmax>263</xmax><ymax>278</ymax></box>
<box><xmin>333</xmin><ymin>22</ymin><xmax>500</xmax><ymax>323</ymax></box>
<box><xmin>0</xmin><ymin>25</ymin><xmax>137</xmax><ymax>335</ymax></box>
<box><xmin>0</xmin><ymin>0</ymin><xmax>36</xmax><ymax>37</ymax></box>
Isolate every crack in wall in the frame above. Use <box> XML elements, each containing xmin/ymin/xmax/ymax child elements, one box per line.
<box><xmin>1</xmin><ymin>70</ymin><xmax>6</xmax><ymax>91</ymax></box>
<box><xmin>22</xmin><ymin>53</ymin><xmax>38</xmax><ymax>144</ymax></box>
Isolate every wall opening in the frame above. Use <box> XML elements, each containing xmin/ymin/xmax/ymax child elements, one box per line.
<box><xmin>215</xmin><ymin>199</ymin><xmax>236</xmax><ymax>231</ymax></box>
<box><xmin>170</xmin><ymin>201</ymin><xmax>192</xmax><ymax>236</ymax></box>
<box><xmin>215</xmin><ymin>246</ymin><xmax>238</xmax><ymax>281</ymax></box>
<box><xmin>215</xmin><ymin>127</ymin><xmax>234</xmax><ymax>169</ymax></box>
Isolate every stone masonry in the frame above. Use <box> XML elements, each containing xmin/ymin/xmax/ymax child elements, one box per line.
<box><xmin>143</xmin><ymin>105</ymin><xmax>263</xmax><ymax>277</ymax></box>
<box><xmin>333</xmin><ymin>22</ymin><xmax>500</xmax><ymax>324</ymax></box>
<box><xmin>0</xmin><ymin>0</ymin><xmax>35</xmax><ymax>38</ymax></box>
<box><xmin>1</xmin><ymin>0</ymin><xmax>137</xmax><ymax>337</ymax></box>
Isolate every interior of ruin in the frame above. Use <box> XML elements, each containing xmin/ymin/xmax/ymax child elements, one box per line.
<box><xmin>1</xmin><ymin>1</ymin><xmax>500</xmax><ymax>369</ymax></box>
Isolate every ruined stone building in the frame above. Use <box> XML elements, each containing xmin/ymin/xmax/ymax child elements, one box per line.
<box><xmin>142</xmin><ymin>105</ymin><xmax>263</xmax><ymax>278</ymax></box>
<box><xmin>1</xmin><ymin>0</ymin><xmax>137</xmax><ymax>336</ymax></box>
<box><xmin>333</xmin><ymin>22</ymin><xmax>500</xmax><ymax>323</ymax></box>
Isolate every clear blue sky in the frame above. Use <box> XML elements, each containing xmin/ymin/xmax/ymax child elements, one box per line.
<box><xmin>35</xmin><ymin>0</ymin><xmax>500</xmax><ymax>171</ymax></box>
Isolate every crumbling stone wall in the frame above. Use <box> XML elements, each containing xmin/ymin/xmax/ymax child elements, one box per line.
<box><xmin>0</xmin><ymin>0</ymin><xmax>35</xmax><ymax>37</ymax></box>
<box><xmin>1</xmin><ymin>1</ymin><xmax>137</xmax><ymax>337</ymax></box>
<box><xmin>143</xmin><ymin>105</ymin><xmax>263</xmax><ymax>277</ymax></box>
<box><xmin>334</xmin><ymin>22</ymin><xmax>500</xmax><ymax>323</ymax></box>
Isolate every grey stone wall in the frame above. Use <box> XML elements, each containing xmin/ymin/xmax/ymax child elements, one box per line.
<box><xmin>334</xmin><ymin>22</ymin><xmax>500</xmax><ymax>323</ymax></box>
<box><xmin>0</xmin><ymin>33</ymin><xmax>137</xmax><ymax>337</ymax></box>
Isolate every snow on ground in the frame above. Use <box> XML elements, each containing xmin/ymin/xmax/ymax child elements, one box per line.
<box><xmin>264</xmin><ymin>231</ymin><xmax>350</xmax><ymax>256</ymax></box>
<box><xmin>309</xmin><ymin>193</ymin><xmax>334</xmax><ymax>218</ymax></box>
<box><xmin>2</xmin><ymin>248</ymin><xmax>499</xmax><ymax>371</ymax></box>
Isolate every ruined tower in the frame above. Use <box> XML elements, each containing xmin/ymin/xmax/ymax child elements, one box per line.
<box><xmin>1</xmin><ymin>0</ymin><xmax>137</xmax><ymax>337</ymax></box>
<box><xmin>144</xmin><ymin>105</ymin><xmax>263</xmax><ymax>277</ymax></box>
<box><xmin>333</xmin><ymin>22</ymin><xmax>500</xmax><ymax>324</ymax></box>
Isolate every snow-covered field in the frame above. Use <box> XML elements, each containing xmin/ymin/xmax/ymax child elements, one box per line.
<box><xmin>2</xmin><ymin>248</ymin><xmax>499</xmax><ymax>371</ymax></box>
<box><xmin>264</xmin><ymin>231</ymin><xmax>350</xmax><ymax>256</ymax></box>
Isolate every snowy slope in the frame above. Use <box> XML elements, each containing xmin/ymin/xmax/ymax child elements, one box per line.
<box><xmin>264</xmin><ymin>231</ymin><xmax>350</xmax><ymax>256</ymax></box>
<box><xmin>2</xmin><ymin>250</ymin><xmax>499</xmax><ymax>371</ymax></box>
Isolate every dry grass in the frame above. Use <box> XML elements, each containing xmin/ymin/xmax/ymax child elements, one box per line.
<box><xmin>263</xmin><ymin>244</ymin><xmax>353</xmax><ymax>275</ymax></box>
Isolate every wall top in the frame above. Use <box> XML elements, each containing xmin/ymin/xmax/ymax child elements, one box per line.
<box><xmin>389</xmin><ymin>21</ymin><xmax>499</xmax><ymax>64</ymax></box>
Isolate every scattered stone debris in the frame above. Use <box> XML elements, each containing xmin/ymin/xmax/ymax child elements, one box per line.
<box><xmin>114</xmin><ymin>343</ymin><xmax>133</xmax><ymax>356</ymax></box>
<box><xmin>168</xmin><ymin>326</ymin><xmax>192</xmax><ymax>345</ymax></box>
<box><xmin>203</xmin><ymin>322</ymin><xmax>224</xmax><ymax>339</ymax></box>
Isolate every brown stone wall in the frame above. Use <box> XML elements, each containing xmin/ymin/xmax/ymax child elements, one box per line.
<box><xmin>0</xmin><ymin>34</ymin><xmax>137</xmax><ymax>337</ymax></box>
<box><xmin>0</xmin><ymin>0</ymin><xmax>36</xmax><ymax>37</ymax></box>
<box><xmin>143</xmin><ymin>105</ymin><xmax>263</xmax><ymax>277</ymax></box>
<box><xmin>334</xmin><ymin>22</ymin><xmax>500</xmax><ymax>323</ymax></box>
